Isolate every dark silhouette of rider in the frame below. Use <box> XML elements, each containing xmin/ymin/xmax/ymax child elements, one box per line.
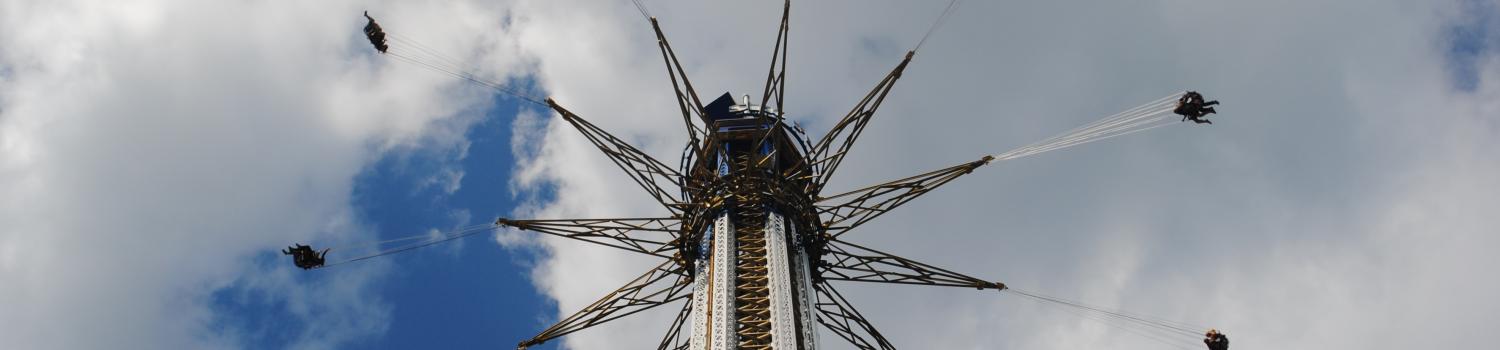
<box><xmin>364</xmin><ymin>11</ymin><xmax>389</xmax><ymax>53</ymax></box>
<box><xmin>282</xmin><ymin>244</ymin><xmax>330</xmax><ymax>269</ymax></box>
<box><xmin>1203</xmin><ymin>329</ymin><xmax>1229</xmax><ymax>350</ymax></box>
<box><xmin>1175</xmin><ymin>91</ymin><xmax>1220</xmax><ymax>124</ymax></box>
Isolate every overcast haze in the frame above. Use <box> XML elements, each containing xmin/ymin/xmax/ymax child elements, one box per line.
<box><xmin>2</xmin><ymin>0</ymin><xmax>1497</xmax><ymax>349</ymax></box>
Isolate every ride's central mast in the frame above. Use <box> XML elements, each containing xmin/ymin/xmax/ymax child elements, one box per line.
<box><xmin>504</xmin><ymin>1</ymin><xmax>1009</xmax><ymax>349</ymax></box>
<box><xmin>685</xmin><ymin>94</ymin><xmax>820</xmax><ymax>349</ymax></box>
<box><xmin>331</xmin><ymin>3</ymin><xmax>1217</xmax><ymax>349</ymax></box>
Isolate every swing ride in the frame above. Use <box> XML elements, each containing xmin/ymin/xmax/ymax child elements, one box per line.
<box><xmin>294</xmin><ymin>2</ymin><xmax>1229</xmax><ymax>349</ymax></box>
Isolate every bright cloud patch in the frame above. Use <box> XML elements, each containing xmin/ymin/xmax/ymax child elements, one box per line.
<box><xmin>504</xmin><ymin>0</ymin><xmax>1500</xmax><ymax>349</ymax></box>
<box><xmin>0</xmin><ymin>0</ymin><xmax>526</xmax><ymax>348</ymax></box>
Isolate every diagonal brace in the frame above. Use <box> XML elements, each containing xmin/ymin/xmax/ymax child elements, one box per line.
<box><xmin>758</xmin><ymin>0</ymin><xmax>791</xmax><ymax>112</ymax></box>
<box><xmin>816</xmin><ymin>155</ymin><xmax>992</xmax><ymax>238</ymax></box>
<box><xmin>548</xmin><ymin>99</ymin><xmax>689</xmax><ymax>214</ymax></box>
<box><xmin>750</xmin><ymin>0</ymin><xmax>794</xmax><ymax>157</ymax></box>
<box><xmin>650</xmin><ymin>17</ymin><xmax>708</xmax><ymax>153</ymax></box>
<box><xmin>813</xmin><ymin>280</ymin><xmax>897</xmax><ymax>350</ymax></box>
<box><xmin>807</xmin><ymin>51</ymin><xmax>915</xmax><ymax>195</ymax></box>
<box><xmin>496</xmin><ymin>217</ymin><xmax>681</xmax><ymax>258</ymax></box>
<box><xmin>821</xmin><ymin>239</ymin><xmax>1005</xmax><ymax>290</ymax></box>
<box><xmin>656</xmin><ymin>299</ymin><xmax>693</xmax><ymax>350</ymax></box>
<box><xmin>518</xmin><ymin>260</ymin><xmax>693</xmax><ymax>349</ymax></box>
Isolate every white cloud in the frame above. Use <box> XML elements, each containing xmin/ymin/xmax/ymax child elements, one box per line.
<box><xmin>0</xmin><ymin>0</ymin><xmax>525</xmax><ymax>348</ymax></box>
<box><xmin>506</xmin><ymin>0</ymin><xmax>1500</xmax><ymax>349</ymax></box>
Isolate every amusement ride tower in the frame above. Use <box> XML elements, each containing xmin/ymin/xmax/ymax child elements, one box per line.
<box><xmin>500</xmin><ymin>2</ymin><xmax>1007</xmax><ymax>349</ymax></box>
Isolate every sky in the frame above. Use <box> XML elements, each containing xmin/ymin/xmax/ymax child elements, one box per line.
<box><xmin>1</xmin><ymin>0</ymin><xmax>1497</xmax><ymax>350</ymax></box>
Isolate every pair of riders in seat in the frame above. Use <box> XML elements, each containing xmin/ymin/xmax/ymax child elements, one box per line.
<box><xmin>1174</xmin><ymin>91</ymin><xmax>1220</xmax><ymax>124</ymax></box>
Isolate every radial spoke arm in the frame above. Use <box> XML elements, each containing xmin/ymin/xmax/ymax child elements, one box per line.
<box><xmin>807</xmin><ymin>51</ymin><xmax>916</xmax><ymax>195</ymax></box>
<box><xmin>749</xmin><ymin>0</ymin><xmax>794</xmax><ymax>156</ymax></box>
<box><xmin>759</xmin><ymin>0</ymin><xmax>790</xmax><ymax>112</ymax></box>
<box><xmin>816</xmin><ymin>155</ymin><xmax>992</xmax><ymax>238</ymax></box>
<box><xmin>820</xmin><ymin>239</ymin><xmax>1005</xmax><ymax>290</ymax></box>
<box><xmin>650</xmin><ymin>18</ymin><xmax>707</xmax><ymax>152</ymax></box>
<box><xmin>548</xmin><ymin>100</ymin><xmax>689</xmax><ymax>214</ymax></box>
<box><xmin>518</xmin><ymin>261</ymin><xmax>693</xmax><ymax>350</ymax></box>
<box><xmin>496</xmin><ymin>217</ymin><xmax>681</xmax><ymax>258</ymax></box>
<box><xmin>813</xmin><ymin>280</ymin><xmax>897</xmax><ymax>350</ymax></box>
<box><xmin>657</xmin><ymin>299</ymin><xmax>693</xmax><ymax>350</ymax></box>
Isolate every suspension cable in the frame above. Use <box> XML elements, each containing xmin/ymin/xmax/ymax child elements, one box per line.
<box><xmin>363</xmin><ymin>14</ymin><xmax>548</xmax><ymax>107</ymax></box>
<box><xmin>326</xmin><ymin>223</ymin><xmax>498</xmax><ymax>252</ymax></box>
<box><xmin>630</xmin><ymin>0</ymin><xmax>653</xmax><ymax>21</ymax></box>
<box><xmin>383</xmin><ymin>50</ymin><xmax>548</xmax><ymax>106</ymax></box>
<box><xmin>915</xmin><ymin>0</ymin><xmax>963</xmax><ymax>52</ymax></box>
<box><xmin>1049</xmin><ymin>304</ymin><xmax>1202</xmax><ymax>350</ymax></box>
<box><xmin>1003</xmin><ymin>287</ymin><xmax>1213</xmax><ymax>338</ymax></box>
<box><xmin>989</xmin><ymin>92</ymin><xmax>1184</xmax><ymax>162</ymax></box>
<box><xmin>387</xmin><ymin>33</ymin><xmax>469</xmax><ymax>72</ymax></box>
<box><xmin>315</xmin><ymin>224</ymin><xmax>499</xmax><ymax>269</ymax></box>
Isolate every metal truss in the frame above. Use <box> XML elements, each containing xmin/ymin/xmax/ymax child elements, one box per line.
<box><xmin>547</xmin><ymin>100</ymin><xmax>690</xmax><ymax>215</ymax></box>
<box><xmin>806</xmin><ymin>50</ymin><xmax>915</xmax><ymax>195</ymax></box>
<box><xmin>518</xmin><ymin>260</ymin><xmax>693</xmax><ymax>350</ymax></box>
<box><xmin>821</xmin><ymin>240</ymin><xmax>1004</xmax><ymax>290</ymax></box>
<box><xmin>816</xmin><ymin>155</ymin><xmax>993</xmax><ymax>238</ymax></box>
<box><xmin>751</xmin><ymin>0</ymin><xmax>793</xmax><ymax>158</ymax></box>
<box><xmin>657</xmin><ymin>301</ymin><xmax>693</xmax><ymax>350</ymax></box>
<box><xmin>495</xmin><ymin>217</ymin><xmax>681</xmax><ymax>259</ymax></box>
<box><xmin>511</xmin><ymin>3</ymin><xmax>1020</xmax><ymax>349</ymax></box>
<box><xmin>650</xmin><ymin>17</ymin><xmax>708</xmax><ymax>155</ymax></box>
<box><xmin>758</xmin><ymin>0</ymin><xmax>790</xmax><ymax>113</ymax></box>
<box><xmin>809</xmin><ymin>240</ymin><xmax>1005</xmax><ymax>350</ymax></box>
<box><xmin>813</xmin><ymin>280</ymin><xmax>896</xmax><ymax>350</ymax></box>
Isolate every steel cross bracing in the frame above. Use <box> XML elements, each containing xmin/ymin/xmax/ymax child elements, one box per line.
<box><xmin>804</xmin><ymin>51</ymin><xmax>914</xmax><ymax>197</ymax></box>
<box><xmin>815</xmin><ymin>156</ymin><xmax>993</xmax><ymax>239</ymax></box>
<box><xmin>495</xmin><ymin>217</ymin><xmax>681</xmax><ymax>259</ymax></box>
<box><xmin>505</xmin><ymin>1</ymin><xmax>1009</xmax><ymax>349</ymax></box>
<box><xmin>820</xmin><ymin>240</ymin><xmax>1004</xmax><ymax>290</ymax></box>
<box><xmin>650</xmin><ymin>17</ymin><xmax>708</xmax><ymax>162</ymax></box>
<box><xmin>750</xmin><ymin>0</ymin><xmax>792</xmax><ymax>162</ymax></box>
<box><xmin>811</xmin><ymin>281</ymin><xmax>895</xmax><ymax>350</ymax></box>
<box><xmin>547</xmin><ymin>100</ymin><xmax>693</xmax><ymax>216</ymax></box>
<box><xmin>517</xmin><ymin>260</ymin><xmax>694</xmax><ymax>349</ymax></box>
<box><xmin>660</xmin><ymin>301</ymin><xmax>695</xmax><ymax>350</ymax></box>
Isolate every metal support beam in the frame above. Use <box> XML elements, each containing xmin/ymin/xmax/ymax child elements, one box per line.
<box><xmin>807</xmin><ymin>51</ymin><xmax>915</xmax><ymax>195</ymax></box>
<box><xmin>816</xmin><ymin>155</ymin><xmax>992</xmax><ymax>238</ymax></box>
<box><xmin>821</xmin><ymin>240</ymin><xmax>1005</xmax><ymax>290</ymax></box>
<box><xmin>750</xmin><ymin>0</ymin><xmax>793</xmax><ymax>160</ymax></box>
<box><xmin>496</xmin><ymin>217</ymin><xmax>680</xmax><ymax>259</ymax></box>
<box><xmin>813</xmin><ymin>280</ymin><xmax>896</xmax><ymax>350</ymax></box>
<box><xmin>548</xmin><ymin>100</ymin><xmax>690</xmax><ymax>215</ymax></box>
<box><xmin>518</xmin><ymin>261</ymin><xmax>693</xmax><ymax>349</ymax></box>
<box><xmin>759</xmin><ymin>0</ymin><xmax>790</xmax><ymax>112</ymax></box>
<box><xmin>658</xmin><ymin>300</ymin><xmax>693</xmax><ymax>350</ymax></box>
<box><xmin>650</xmin><ymin>17</ymin><xmax>708</xmax><ymax>159</ymax></box>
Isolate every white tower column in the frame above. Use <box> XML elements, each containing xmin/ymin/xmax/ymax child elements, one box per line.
<box><xmin>690</xmin><ymin>213</ymin><xmax>739</xmax><ymax>349</ymax></box>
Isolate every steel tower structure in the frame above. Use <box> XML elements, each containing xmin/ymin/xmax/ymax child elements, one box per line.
<box><xmin>504</xmin><ymin>2</ymin><xmax>1005</xmax><ymax>349</ymax></box>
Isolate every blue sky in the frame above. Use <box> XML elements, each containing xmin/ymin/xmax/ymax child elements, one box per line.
<box><xmin>206</xmin><ymin>3</ymin><xmax>1500</xmax><ymax>348</ymax></box>
<box><xmin>206</xmin><ymin>96</ymin><xmax>560</xmax><ymax>349</ymax></box>
<box><xmin>1447</xmin><ymin>0</ymin><xmax>1498</xmax><ymax>91</ymax></box>
<box><xmin>339</xmin><ymin>99</ymin><xmax>544</xmax><ymax>350</ymax></box>
<box><xmin>2</xmin><ymin>1</ymin><xmax>1499</xmax><ymax>349</ymax></box>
